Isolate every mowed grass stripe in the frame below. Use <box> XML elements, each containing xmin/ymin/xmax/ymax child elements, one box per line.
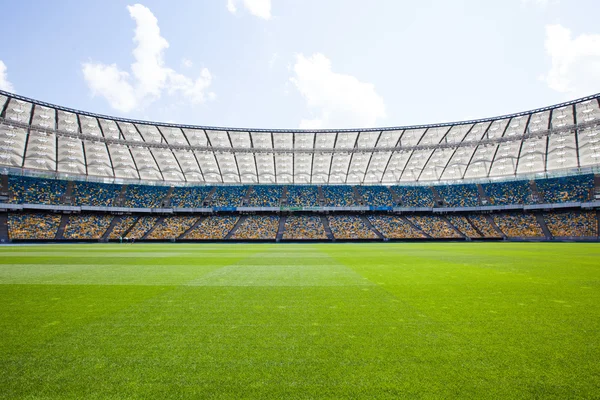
<box><xmin>0</xmin><ymin>243</ymin><xmax>598</xmax><ymax>398</ymax></box>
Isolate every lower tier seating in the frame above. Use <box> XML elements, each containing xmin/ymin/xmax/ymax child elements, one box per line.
<box><xmin>183</xmin><ymin>216</ymin><xmax>238</xmax><ymax>239</ymax></box>
<box><xmin>5</xmin><ymin>211</ymin><xmax>598</xmax><ymax>241</ymax></box>
<box><xmin>328</xmin><ymin>215</ymin><xmax>377</xmax><ymax>239</ymax></box>
<box><xmin>63</xmin><ymin>214</ymin><xmax>113</xmax><ymax>239</ymax></box>
<box><xmin>283</xmin><ymin>216</ymin><xmax>328</xmax><ymax>239</ymax></box>
<box><xmin>232</xmin><ymin>215</ymin><xmax>279</xmax><ymax>239</ymax></box>
<box><xmin>493</xmin><ymin>213</ymin><xmax>543</xmax><ymax>238</ymax></box>
<box><xmin>544</xmin><ymin>211</ymin><xmax>597</xmax><ymax>237</ymax></box>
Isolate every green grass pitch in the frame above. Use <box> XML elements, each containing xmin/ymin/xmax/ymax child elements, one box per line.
<box><xmin>0</xmin><ymin>243</ymin><xmax>599</xmax><ymax>399</ymax></box>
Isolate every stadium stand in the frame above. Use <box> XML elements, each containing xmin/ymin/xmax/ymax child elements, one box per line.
<box><xmin>367</xmin><ymin>215</ymin><xmax>425</xmax><ymax>239</ymax></box>
<box><xmin>287</xmin><ymin>186</ymin><xmax>320</xmax><ymax>207</ymax></box>
<box><xmin>493</xmin><ymin>213</ymin><xmax>544</xmax><ymax>238</ymax></box>
<box><xmin>209</xmin><ymin>186</ymin><xmax>247</xmax><ymax>207</ymax></box>
<box><xmin>536</xmin><ymin>174</ymin><xmax>594</xmax><ymax>204</ymax></box>
<box><xmin>322</xmin><ymin>186</ymin><xmax>356</xmax><ymax>207</ymax></box>
<box><xmin>446</xmin><ymin>215</ymin><xmax>481</xmax><ymax>238</ymax></box>
<box><xmin>283</xmin><ymin>215</ymin><xmax>328</xmax><ymax>239</ymax></box>
<box><xmin>231</xmin><ymin>215</ymin><xmax>279</xmax><ymax>239</ymax></box>
<box><xmin>544</xmin><ymin>211</ymin><xmax>597</xmax><ymax>237</ymax></box>
<box><xmin>72</xmin><ymin>181</ymin><xmax>122</xmax><ymax>207</ymax></box>
<box><xmin>108</xmin><ymin>216</ymin><xmax>138</xmax><ymax>240</ymax></box>
<box><xmin>170</xmin><ymin>186</ymin><xmax>213</xmax><ymax>208</ymax></box>
<box><xmin>147</xmin><ymin>216</ymin><xmax>199</xmax><ymax>239</ymax></box>
<box><xmin>482</xmin><ymin>180</ymin><xmax>532</xmax><ymax>205</ymax></box>
<box><xmin>407</xmin><ymin>216</ymin><xmax>461</xmax><ymax>238</ymax></box>
<box><xmin>247</xmin><ymin>186</ymin><xmax>283</xmax><ymax>207</ymax></box>
<box><xmin>356</xmin><ymin>186</ymin><xmax>395</xmax><ymax>207</ymax></box>
<box><xmin>437</xmin><ymin>184</ymin><xmax>480</xmax><ymax>207</ymax></box>
<box><xmin>394</xmin><ymin>186</ymin><xmax>434</xmax><ymax>207</ymax></box>
<box><xmin>123</xmin><ymin>185</ymin><xmax>169</xmax><ymax>208</ymax></box>
<box><xmin>126</xmin><ymin>216</ymin><xmax>159</xmax><ymax>239</ymax></box>
<box><xmin>8</xmin><ymin>213</ymin><xmax>61</xmax><ymax>239</ymax></box>
<box><xmin>468</xmin><ymin>215</ymin><xmax>501</xmax><ymax>238</ymax></box>
<box><xmin>8</xmin><ymin>175</ymin><xmax>66</xmax><ymax>205</ymax></box>
<box><xmin>63</xmin><ymin>214</ymin><xmax>113</xmax><ymax>239</ymax></box>
<box><xmin>328</xmin><ymin>215</ymin><xmax>378</xmax><ymax>239</ymax></box>
<box><xmin>183</xmin><ymin>215</ymin><xmax>238</xmax><ymax>239</ymax></box>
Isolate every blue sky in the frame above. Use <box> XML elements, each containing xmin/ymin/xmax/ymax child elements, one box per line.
<box><xmin>0</xmin><ymin>0</ymin><xmax>599</xmax><ymax>129</ymax></box>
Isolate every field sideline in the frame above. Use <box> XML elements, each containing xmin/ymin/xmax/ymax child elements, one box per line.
<box><xmin>0</xmin><ymin>243</ymin><xmax>599</xmax><ymax>399</ymax></box>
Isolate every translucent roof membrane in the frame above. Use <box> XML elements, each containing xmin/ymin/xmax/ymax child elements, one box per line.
<box><xmin>0</xmin><ymin>90</ymin><xmax>598</xmax><ymax>184</ymax></box>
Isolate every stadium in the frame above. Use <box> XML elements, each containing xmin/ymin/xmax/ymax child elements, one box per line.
<box><xmin>1</xmin><ymin>1</ymin><xmax>600</xmax><ymax>397</ymax></box>
<box><xmin>0</xmin><ymin>90</ymin><xmax>599</xmax><ymax>243</ymax></box>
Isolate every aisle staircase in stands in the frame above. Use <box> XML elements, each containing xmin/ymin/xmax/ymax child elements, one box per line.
<box><xmin>485</xmin><ymin>215</ymin><xmax>507</xmax><ymax>239</ymax></box>
<box><xmin>179</xmin><ymin>217</ymin><xmax>204</xmax><ymax>239</ymax></box>
<box><xmin>114</xmin><ymin>185</ymin><xmax>128</xmax><ymax>207</ymax></box>
<box><xmin>62</xmin><ymin>181</ymin><xmax>74</xmax><ymax>205</ymax></box>
<box><xmin>55</xmin><ymin>215</ymin><xmax>70</xmax><ymax>240</ymax></box>
<box><xmin>476</xmin><ymin>184</ymin><xmax>491</xmax><ymax>206</ymax></box>
<box><xmin>317</xmin><ymin>186</ymin><xmax>326</xmax><ymax>206</ymax></box>
<box><xmin>225</xmin><ymin>216</ymin><xmax>247</xmax><ymax>239</ymax></box>
<box><xmin>203</xmin><ymin>187</ymin><xmax>217</xmax><ymax>207</ymax></box>
<box><xmin>276</xmin><ymin>216</ymin><xmax>287</xmax><ymax>241</ymax></box>
<box><xmin>535</xmin><ymin>214</ymin><xmax>553</xmax><ymax>240</ymax></box>
<box><xmin>142</xmin><ymin>217</ymin><xmax>163</xmax><ymax>240</ymax></box>
<box><xmin>430</xmin><ymin>186</ymin><xmax>444</xmax><ymax>207</ymax></box>
<box><xmin>360</xmin><ymin>215</ymin><xmax>384</xmax><ymax>239</ymax></box>
<box><xmin>161</xmin><ymin>187</ymin><xmax>174</xmax><ymax>207</ymax></box>
<box><xmin>241</xmin><ymin>187</ymin><xmax>253</xmax><ymax>206</ymax></box>
<box><xmin>280</xmin><ymin>187</ymin><xmax>289</xmax><ymax>206</ymax></box>
<box><xmin>352</xmin><ymin>187</ymin><xmax>364</xmax><ymax>205</ymax></box>
<box><xmin>0</xmin><ymin>213</ymin><xmax>9</xmax><ymax>243</ymax></box>
<box><xmin>529</xmin><ymin>180</ymin><xmax>543</xmax><ymax>203</ymax></box>
<box><xmin>388</xmin><ymin>187</ymin><xmax>402</xmax><ymax>206</ymax></box>
<box><xmin>442</xmin><ymin>216</ymin><xmax>467</xmax><ymax>239</ymax></box>
<box><xmin>101</xmin><ymin>215</ymin><xmax>121</xmax><ymax>242</ymax></box>
<box><xmin>0</xmin><ymin>174</ymin><xmax>9</xmax><ymax>203</ymax></box>
<box><xmin>320</xmin><ymin>216</ymin><xmax>334</xmax><ymax>240</ymax></box>
<box><xmin>594</xmin><ymin>174</ymin><xmax>600</xmax><ymax>201</ymax></box>
<box><xmin>402</xmin><ymin>216</ymin><xmax>432</xmax><ymax>238</ymax></box>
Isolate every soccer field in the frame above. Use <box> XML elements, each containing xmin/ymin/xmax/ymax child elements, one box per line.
<box><xmin>0</xmin><ymin>243</ymin><xmax>599</xmax><ymax>399</ymax></box>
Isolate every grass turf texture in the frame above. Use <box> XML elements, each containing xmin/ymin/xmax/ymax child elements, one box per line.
<box><xmin>0</xmin><ymin>243</ymin><xmax>599</xmax><ymax>399</ymax></box>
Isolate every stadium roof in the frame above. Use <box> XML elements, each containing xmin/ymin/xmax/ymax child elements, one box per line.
<box><xmin>0</xmin><ymin>89</ymin><xmax>599</xmax><ymax>185</ymax></box>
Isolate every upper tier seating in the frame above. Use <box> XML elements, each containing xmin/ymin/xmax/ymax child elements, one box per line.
<box><xmin>232</xmin><ymin>215</ymin><xmax>279</xmax><ymax>239</ymax></box>
<box><xmin>63</xmin><ymin>214</ymin><xmax>113</xmax><ymax>239</ymax></box>
<box><xmin>170</xmin><ymin>187</ymin><xmax>213</xmax><ymax>208</ymax></box>
<box><xmin>8</xmin><ymin>212</ymin><xmax>61</xmax><ymax>239</ymax></box>
<box><xmin>183</xmin><ymin>215</ymin><xmax>238</xmax><ymax>239</ymax></box>
<box><xmin>544</xmin><ymin>211</ymin><xmax>597</xmax><ymax>237</ymax></box>
<box><xmin>283</xmin><ymin>215</ymin><xmax>327</xmax><ymax>239</ymax></box>
<box><xmin>123</xmin><ymin>185</ymin><xmax>169</xmax><ymax>208</ymax></box>
<box><xmin>482</xmin><ymin>180</ymin><xmax>532</xmax><ymax>205</ymax></box>
<box><xmin>322</xmin><ymin>186</ymin><xmax>356</xmax><ymax>207</ymax></box>
<box><xmin>493</xmin><ymin>213</ymin><xmax>543</xmax><ymax>237</ymax></box>
<box><xmin>407</xmin><ymin>216</ymin><xmax>461</xmax><ymax>238</ymax></box>
<box><xmin>356</xmin><ymin>186</ymin><xmax>394</xmax><ymax>207</ymax></box>
<box><xmin>536</xmin><ymin>174</ymin><xmax>594</xmax><ymax>203</ymax></box>
<box><xmin>147</xmin><ymin>216</ymin><xmax>198</xmax><ymax>239</ymax></box>
<box><xmin>72</xmin><ymin>181</ymin><xmax>122</xmax><ymax>207</ymax></box>
<box><xmin>437</xmin><ymin>184</ymin><xmax>479</xmax><ymax>207</ymax></box>
<box><xmin>446</xmin><ymin>215</ymin><xmax>481</xmax><ymax>238</ymax></box>
<box><xmin>328</xmin><ymin>215</ymin><xmax>377</xmax><ymax>239</ymax></box>
<box><xmin>367</xmin><ymin>215</ymin><xmax>425</xmax><ymax>239</ymax></box>
<box><xmin>247</xmin><ymin>186</ymin><xmax>282</xmax><ymax>207</ymax></box>
<box><xmin>394</xmin><ymin>186</ymin><xmax>434</xmax><ymax>207</ymax></box>
<box><xmin>208</xmin><ymin>186</ymin><xmax>247</xmax><ymax>207</ymax></box>
<box><xmin>287</xmin><ymin>186</ymin><xmax>319</xmax><ymax>207</ymax></box>
<box><xmin>9</xmin><ymin>176</ymin><xmax>66</xmax><ymax>205</ymax></box>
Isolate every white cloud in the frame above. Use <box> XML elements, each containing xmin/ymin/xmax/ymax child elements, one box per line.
<box><xmin>227</xmin><ymin>0</ymin><xmax>271</xmax><ymax>20</ymax></box>
<box><xmin>82</xmin><ymin>4</ymin><xmax>214</xmax><ymax>113</ymax></box>
<box><xmin>227</xmin><ymin>0</ymin><xmax>237</xmax><ymax>13</ymax></box>
<box><xmin>542</xmin><ymin>24</ymin><xmax>600</xmax><ymax>98</ymax></box>
<box><xmin>0</xmin><ymin>60</ymin><xmax>15</xmax><ymax>92</ymax></box>
<box><xmin>290</xmin><ymin>53</ymin><xmax>386</xmax><ymax>129</ymax></box>
<box><xmin>181</xmin><ymin>58</ymin><xmax>193</xmax><ymax>68</ymax></box>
